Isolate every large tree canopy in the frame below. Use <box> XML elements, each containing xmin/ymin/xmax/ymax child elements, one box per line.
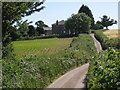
<box><xmin>78</xmin><ymin>4</ymin><xmax>94</xmax><ymax>29</ymax></box>
<box><xmin>99</xmin><ymin>15</ymin><xmax>117</xmax><ymax>29</ymax></box>
<box><xmin>28</xmin><ymin>25</ymin><xmax>37</xmax><ymax>36</ymax></box>
<box><xmin>35</xmin><ymin>20</ymin><xmax>48</xmax><ymax>35</ymax></box>
<box><xmin>65</xmin><ymin>13</ymin><xmax>91</xmax><ymax>35</ymax></box>
<box><xmin>35</xmin><ymin>20</ymin><xmax>48</xmax><ymax>28</ymax></box>
<box><xmin>2</xmin><ymin>1</ymin><xmax>45</xmax><ymax>58</ymax></box>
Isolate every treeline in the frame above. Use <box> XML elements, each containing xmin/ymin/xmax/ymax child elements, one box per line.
<box><xmin>18</xmin><ymin>34</ymin><xmax>77</xmax><ymax>41</ymax></box>
<box><xmin>65</xmin><ymin>4</ymin><xmax>117</xmax><ymax>35</ymax></box>
<box><xmin>11</xmin><ymin>20</ymin><xmax>48</xmax><ymax>41</ymax></box>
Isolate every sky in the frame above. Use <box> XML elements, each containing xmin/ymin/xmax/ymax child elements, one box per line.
<box><xmin>22</xmin><ymin>0</ymin><xmax>119</xmax><ymax>29</ymax></box>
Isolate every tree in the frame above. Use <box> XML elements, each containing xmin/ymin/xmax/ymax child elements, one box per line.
<box><xmin>65</xmin><ymin>13</ymin><xmax>91</xmax><ymax>35</ymax></box>
<box><xmin>28</xmin><ymin>25</ymin><xmax>38</xmax><ymax>36</ymax></box>
<box><xmin>99</xmin><ymin>15</ymin><xmax>117</xmax><ymax>29</ymax></box>
<box><xmin>2</xmin><ymin>1</ymin><xmax>45</xmax><ymax>58</ymax></box>
<box><xmin>65</xmin><ymin>17</ymin><xmax>74</xmax><ymax>35</ymax></box>
<box><xmin>35</xmin><ymin>20</ymin><xmax>48</xmax><ymax>35</ymax></box>
<box><xmin>16</xmin><ymin>20</ymin><xmax>32</xmax><ymax>37</ymax></box>
<box><xmin>93</xmin><ymin>21</ymin><xmax>104</xmax><ymax>30</ymax></box>
<box><xmin>10</xmin><ymin>26</ymin><xmax>21</xmax><ymax>41</ymax></box>
<box><xmin>78</xmin><ymin>4</ymin><xmax>94</xmax><ymax>29</ymax></box>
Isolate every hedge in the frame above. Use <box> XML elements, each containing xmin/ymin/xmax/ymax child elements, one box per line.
<box><xmin>94</xmin><ymin>30</ymin><xmax>119</xmax><ymax>49</ymax></box>
<box><xmin>86</xmin><ymin>48</ymin><xmax>120</xmax><ymax>89</ymax></box>
<box><xmin>16</xmin><ymin>34</ymin><xmax>77</xmax><ymax>41</ymax></box>
<box><xmin>90</xmin><ymin>29</ymin><xmax>107</xmax><ymax>33</ymax></box>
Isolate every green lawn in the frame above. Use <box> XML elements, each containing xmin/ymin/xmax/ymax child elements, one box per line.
<box><xmin>12</xmin><ymin>38</ymin><xmax>73</xmax><ymax>58</ymax></box>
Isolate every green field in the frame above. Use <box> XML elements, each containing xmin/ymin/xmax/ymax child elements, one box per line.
<box><xmin>12</xmin><ymin>38</ymin><xmax>73</xmax><ymax>58</ymax></box>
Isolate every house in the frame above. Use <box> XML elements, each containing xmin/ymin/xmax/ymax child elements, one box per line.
<box><xmin>52</xmin><ymin>20</ymin><xmax>68</xmax><ymax>35</ymax></box>
<box><xmin>43</xmin><ymin>27</ymin><xmax>52</xmax><ymax>35</ymax></box>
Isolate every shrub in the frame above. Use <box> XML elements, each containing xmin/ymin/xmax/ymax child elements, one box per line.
<box><xmin>86</xmin><ymin>48</ymin><xmax>120</xmax><ymax>89</ymax></box>
<box><xmin>110</xmin><ymin>38</ymin><xmax>120</xmax><ymax>49</ymax></box>
<box><xmin>16</xmin><ymin>34</ymin><xmax>76</xmax><ymax>41</ymax></box>
<box><xmin>94</xmin><ymin>30</ymin><xmax>109</xmax><ymax>50</ymax></box>
<box><xmin>93</xmin><ymin>23</ymin><xmax>103</xmax><ymax>30</ymax></box>
<box><xmin>94</xmin><ymin>30</ymin><xmax>119</xmax><ymax>49</ymax></box>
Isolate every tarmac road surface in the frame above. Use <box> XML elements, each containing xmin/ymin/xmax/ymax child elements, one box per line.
<box><xmin>46</xmin><ymin>34</ymin><xmax>102</xmax><ymax>89</ymax></box>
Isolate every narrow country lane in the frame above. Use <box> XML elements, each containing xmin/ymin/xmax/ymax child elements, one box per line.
<box><xmin>46</xmin><ymin>63</ymin><xmax>89</xmax><ymax>89</ymax></box>
<box><xmin>90</xmin><ymin>34</ymin><xmax>102</xmax><ymax>53</ymax></box>
<box><xmin>45</xmin><ymin>34</ymin><xmax>102</xmax><ymax>89</ymax></box>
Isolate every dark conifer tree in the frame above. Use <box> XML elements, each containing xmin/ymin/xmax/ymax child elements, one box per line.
<box><xmin>78</xmin><ymin>4</ymin><xmax>95</xmax><ymax>29</ymax></box>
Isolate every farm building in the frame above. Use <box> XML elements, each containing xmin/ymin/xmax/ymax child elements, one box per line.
<box><xmin>52</xmin><ymin>20</ymin><xmax>69</xmax><ymax>35</ymax></box>
<box><xmin>43</xmin><ymin>27</ymin><xmax>52</xmax><ymax>35</ymax></box>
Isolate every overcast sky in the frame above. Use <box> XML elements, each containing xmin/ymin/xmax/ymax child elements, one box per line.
<box><xmin>22</xmin><ymin>0</ymin><xmax>119</xmax><ymax>29</ymax></box>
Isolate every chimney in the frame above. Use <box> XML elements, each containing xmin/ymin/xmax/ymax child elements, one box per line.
<box><xmin>56</xmin><ymin>20</ymin><xmax>58</xmax><ymax>25</ymax></box>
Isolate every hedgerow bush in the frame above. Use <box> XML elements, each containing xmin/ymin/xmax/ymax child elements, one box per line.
<box><xmin>17</xmin><ymin>34</ymin><xmax>76</xmax><ymax>41</ymax></box>
<box><xmin>3</xmin><ymin>34</ymin><xmax>97</xmax><ymax>88</ymax></box>
<box><xmin>86</xmin><ymin>48</ymin><xmax>120</xmax><ymax>89</ymax></box>
<box><xmin>110</xmin><ymin>38</ymin><xmax>120</xmax><ymax>49</ymax></box>
<box><xmin>90</xmin><ymin>29</ymin><xmax>106</xmax><ymax>33</ymax></box>
<box><xmin>94</xmin><ymin>30</ymin><xmax>119</xmax><ymax>49</ymax></box>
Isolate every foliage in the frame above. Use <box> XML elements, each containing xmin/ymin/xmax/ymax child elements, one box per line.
<box><xmin>99</xmin><ymin>15</ymin><xmax>117</xmax><ymax>29</ymax></box>
<box><xmin>35</xmin><ymin>20</ymin><xmax>48</xmax><ymax>35</ymax></box>
<box><xmin>78</xmin><ymin>4</ymin><xmax>94</xmax><ymax>29</ymax></box>
<box><xmin>94</xmin><ymin>30</ymin><xmax>119</xmax><ymax>49</ymax></box>
<box><xmin>15</xmin><ymin>34</ymin><xmax>76</xmax><ymax>41</ymax></box>
<box><xmin>93</xmin><ymin>21</ymin><xmax>104</xmax><ymax>30</ymax></box>
<box><xmin>2</xmin><ymin>1</ymin><xmax>45</xmax><ymax>58</ymax></box>
<box><xmin>10</xmin><ymin>26</ymin><xmax>21</xmax><ymax>41</ymax></box>
<box><xmin>3</xmin><ymin>34</ymin><xmax>97</xmax><ymax>88</ymax></box>
<box><xmin>36</xmin><ymin>27</ymin><xmax>45</xmax><ymax>35</ymax></box>
<box><xmin>86</xmin><ymin>48</ymin><xmax>120</xmax><ymax>89</ymax></box>
<box><xmin>27</xmin><ymin>25</ymin><xmax>38</xmax><ymax>36</ymax></box>
<box><xmin>90</xmin><ymin>29</ymin><xmax>106</xmax><ymax>33</ymax></box>
<box><xmin>65</xmin><ymin>13</ymin><xmax>91</xmax><ymax>35</ymax></box>
<box><xmin>16</xmin><ymin>20</ymin><xmax>32</xmax><ymax>37</ymax></box>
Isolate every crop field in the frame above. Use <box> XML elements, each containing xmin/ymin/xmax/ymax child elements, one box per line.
<box><xmin>12</xmin><ymin>38</ymin><xmax>73</xmax><ymax>58</ymax></box>
<box><xmin>103</xmin><ymin>29</ymin><xmax>120</xmax><ymax>39</ymax></box>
